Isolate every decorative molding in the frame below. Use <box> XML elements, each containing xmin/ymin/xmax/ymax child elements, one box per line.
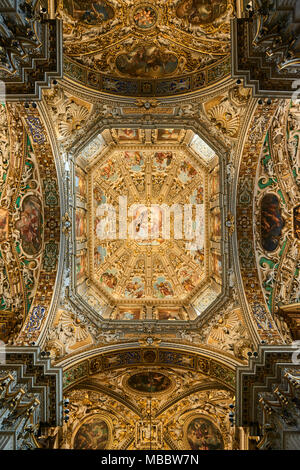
<box><xmin>0</xmin><ymin>1</ymin><xmax>63</xmax><ymax>100</ymax></box>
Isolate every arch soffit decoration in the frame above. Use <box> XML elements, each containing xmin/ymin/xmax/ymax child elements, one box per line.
<box><xmin>59</xmin><ymin>344</ymin><xmax>237</xmax><ymax>450</ymax></box>
<box><xmin>59</xmin><ymin>344</ymin><xmax>240</xmax><ymax>392</ymax></box>
<box><xmin>235</xmin><ymin>98</ymin><xmax>299</xmax><ymax>344</ymax></box>
<box><xmin>0</xmin><ymin>103</ymin><xmax>60</xmax><ymax>345</ymax></box>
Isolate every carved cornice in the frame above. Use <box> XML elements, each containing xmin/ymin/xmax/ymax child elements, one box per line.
<box><xmin>235</xmin><ymin>344</ymin><xmax>300</xmax><ymax>433</ymax></box>
<box><xmin>0</xmin><ymin>1</ymin><xmax>63</xmax><ymax>100</ymax></box>
<box><xmin>231</xmin><ymin>1</ymin><xmax>300</xmax><ymax>98</ymax></box>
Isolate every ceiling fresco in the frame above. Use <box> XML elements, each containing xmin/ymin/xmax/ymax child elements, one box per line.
<box><xmin>90</xmin><ymin>147</ymin><xmax>206</xmax><ymax>303</ymax></box>
<box><xmin>39</xmin><ymin>80</ymin><xmax>298</xmax><ymax>370</ymax></box>
<box><xmin>72</xmin><ymin>127</ymin><xmax>223</xmax><ymax>320</ymax></box>
<box><xmin>61</xmin><ymin>382</ymin><xmax>234</xmax><ymax>450</ymax></box>
<box><xmin>1</xmin><ymin>0</ymin><xmax>300</xmax><ymax>453</ymax></box>
<box><xmin>59</xmin><ymin>355</ymin><xmax>235</xmax><ymax>450</ymax></box>
<box><xmin>57</xmin><ymin>0</ymin><xmax>234</xmax><ymax>96</ymax></box>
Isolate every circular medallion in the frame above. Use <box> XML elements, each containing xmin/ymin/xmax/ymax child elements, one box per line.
<box><xmin>126</xmin><ymin>371</ymin><xmax>172</xmax><ymax>395</ymax></box>
<box><xmin>143</xmin><ymin>350</ymin><xmax>157</xmax><ymax>363</ymax></box>
<box><xmin>133</xmin><ymin>5</ymin><xmax>158</xmax><ymax>29</ymax></box>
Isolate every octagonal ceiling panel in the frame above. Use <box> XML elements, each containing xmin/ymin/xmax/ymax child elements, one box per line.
<box><xmin>91</xmin><ymin>147</ymin><xmax>207</xmax><ymax>303</ymax></box>
<box><xmin>74</xmin><ymin>128</ymin><xmax>223</xmax><ymax>321</ymax></box>
<box><xmin>58</xmin><ymin>0</ymin><xmax>234</xmax><ymax>97</ymax></box>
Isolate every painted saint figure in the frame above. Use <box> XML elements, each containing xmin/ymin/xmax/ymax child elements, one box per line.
<box><xmin>15</xmin><ymin>195</ymin><xmax>42</xmax><ymax>255</ymax></box>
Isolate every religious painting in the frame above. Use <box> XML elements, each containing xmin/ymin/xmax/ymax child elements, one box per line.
<box><xmin>15</xmin><ymin>195</ymin><xmax>42</xmax><ymax>256</ymax></box>
<box><xmin>75</xmin><ymin>167</ymin><xmax>86</xmax><ymax>199</ymax></box>
<box><xmin>116</xmin><ymin>45</ymin><xmax>178</xmax><ymax>78</ymax></box>
<box><xmin>143</xmin><ymin>350</ymin><xmax>157</xmax><ymax>363</ymax></box>
<box><xmin>129</xmin><ymin>205</ymin><xmax>164</xmax><ymax>245</ymax></box>
<box><xmin>76</xmin><ymin>208</ymin><xmax>87</xmax><ymax>239</ymax></box>
<box><xmin>73</xmin><ymin>416</ymin><xmax>109</xmax><ymax>449</ymax></box>
<box><xmin>100</xmin><ymin>269</ymin><xmax>118</xmax><ymax>292</ymax></box>
<box><xmin>76</xmin><ymin>252</ymin><xmax>86</xmax><ymax>280</ymax></box>
<box><xmin>0</xmin><ymin>208</ymin><xmax>8</xmax><ymax>242</ymax></box>
<box><xmin>124</xmin><ymin>277</ymin><xmax>145</xmax><ymax>298</ymax></box>
<box><xmin>293</xmin><ymin>204</ymin><xmax>300</xmax><ymax>240</ymax></box>
<box><xmin>193</xmin><ymin>248</ymin><xmax>204</xmax><ymax>265</ymax></box>
<box><xmin>67</xmin><ymin>0</ymin><xmax>115</xmax><ymax>25</ymax></box>
<box><xmin>157</xmin><ymin>129</ymin><xmax>181</xmax><ymax>141</ymax></box>
<box><xmin>211</xmin><ymin>210</ymin><xmax>221</xmax><ymax>239</ymax></box>
<box><xmin>176</xmin><ymin>0</ymin><xmax>228</xmax><ymax>26</ymax></box>
<box><xmin>127</xmin><ymin>372</ymin><xmax>172</xmax><ymax>394</ymax></box>
<box><xmin>261</xmin><ymin>193</ymin><xmax>285</xmax><ymax>251</ymax></box>
<box><xmin>186</xmin><ymin>417</ymin><xmax>224</xmax><ymax>450</ymax></box>
<box><xmin>95</xmin><ymin>209</ymin><xmax>116</xmax><ymax>241</ymax></box>
<box><xmin>94</xmin><ymin>245</ymin><xmax>107</xmax><ymax>266</ymax></box>
<box><xmin>211</xmin><ymin>169</ymin><xmax>220</xmax><ymax>196</ymax></box>
<box><xmin>115</xmin><ymin>309</ymin><xmax>141</xmax><ymax>320</ymax></box>
<box><xmin>124</xmin><ymin>151</ymin><xmax>144</xmax><ymax>172</ymax></box>
<box><xmin>99</xmin><ymin>159</ymin><xmax>118</xmax><ymax>182</ymax></box>
<box><xmin>156</xmin><ymin>308</ymin><xmax>182</xmax><ymax>320</ymax></box>
<box><xmin>190</xmin><ymin>186</ymin><xmax>204</xmax><ymax>204</ymax></box>
<box><xmin>212</xmin><ymin>252</ymin><xmax>222</xmax><ymax>276</ymax></box>
<box><xmin>129</xmin><ymin>206</ymin><xmax>150</xmax><ymax>241</ymax></box>
<box><xmin>178</xmin><ymin>161</ymin><xmax>197</xmax><ymax>184</ymax></box>
<box><xmin>153</xmin><ymin>152</ymin><xmax>173</xmax><ymax>171</ymax></box>
<box><xmin>94</xmin><ymin>186</ymin><xmax>107</xmax><ymax>207</ymax></box>
<box><xmin>178</xmin><ymin>268</ymin><xmax>200</xmax><ymax>292</ymax></box>
<box><xmin>117</xmin><ymin>129</ymin><xmax>139</xmax><ymax>142</ymax></box>
<box><xmin>153</xmin><ymin>276</ymin><xmax>174</xmax><ymax>298</ymax></box>
<box><xmin>133</xmin><ymin>5</ymin><xmax>158</xmax><ymax>29</ymax></box>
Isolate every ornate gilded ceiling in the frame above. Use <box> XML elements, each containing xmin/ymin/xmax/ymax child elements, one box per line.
<box><xmin>1</xmin><ymin>0</ymin><xmax>300</xmax><ymax>452</ymax></box>
<box><xmin>73</xmin><ymin>127</ymin><xmax>223</xmax><ymax>321</ymax></box>
<box><xmin>58</xmin><ymin>0</ymin><xmax>233</xmax><ymax>97</ymax></box>
<box><xmin>3</xmin><ymin>79</ymin><xmax>298</xmax><ymax>360</ymax></box>
<box><xmin>91</xmin><ymin>146</ymin><xmax>207</xmax><ymax>305</ymax></box>
<box><xmin>232</xmin><ymin>0</ymin><xmax>300</xmax><ymax>98</ymax></box>
<box><xmin>61</xmin><ymin>362</ymin><xmax>235</xmax><ymax>450</ymax></box>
